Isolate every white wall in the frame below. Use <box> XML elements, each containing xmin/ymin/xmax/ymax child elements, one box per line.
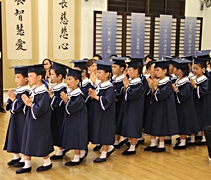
<box><xmin>38</xmin><ymin>0</ymin><xmax>48</xmax><ymax>62</ymax></box>
<box><xmin>79</xmin><ymin>0</ymin><xmax>107</xmax><ymax>59</ymax></box>
<box><xmin>185</xmin><ymin>0</ymin><xmax>211</xmax><ymax>49</ymax></box>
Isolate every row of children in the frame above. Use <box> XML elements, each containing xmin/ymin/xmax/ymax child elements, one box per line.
<box><xmin>3</xmin><ymin>49</ymin><xmax>211</xmax><ymax>174</ymax></box>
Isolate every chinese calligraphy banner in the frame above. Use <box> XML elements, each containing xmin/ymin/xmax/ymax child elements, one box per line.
<box><xmin>5</xmin><ymin>0</ymin><xmax>32</xmax><ymax>59</ymax></box>
<box><xmin>53</xmin><ymin>0</ymin><xmax>73</xmax><ymax>60</ymax></box>
<box><xmin>184</xmin><ymin>17</ymin><xmax>197</xmax><ymax>56</ymax></box>
<box><xmin>131</xmin><ymin>13</ymin><xmax>145</xmax><ymax>58</ymax></box>
<box><xmin>101</xmin><ymin>11</ymin><xmax>117</xmax><ymax>61</ymax></box>
<box><xmin>159</xmin><ymin>15</ymin><xmax>172</xmax><ymax>59</ymax></box>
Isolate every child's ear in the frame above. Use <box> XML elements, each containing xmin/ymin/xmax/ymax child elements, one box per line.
<box><xmin>58</xmin><ymin>74</ymin><xmax>63</xmax><ymax>79</ymax></box>
<box><xmin>120</xmin><ymin>67</ymin><xmax>124</xmax><ymax>72</ymax></box>
<box><xmin>76</xmin><ymin>79</ymin><xmax>80</xmax><ymax>85</ymax></box>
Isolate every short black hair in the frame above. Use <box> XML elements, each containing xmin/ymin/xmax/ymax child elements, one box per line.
<box><xmin>144</xmin><ymin>54</ymin><xmax>153</xmax><ymax>61</ymax></box>
<box><xmin>53</xmin><ymin>69</ymin><xmax>67</xmax><ymax>79</ymax></box>
<box><xmin>109</xmin><ymin>54</ymin><xmax>118</xmax><ymax>58</ymax></box>
<box><xmin>146</xmin><ymin>60</ymin><xmax>155</xmax><ymax>71</ymax></box>
<box><xmin>93</xmin><ymin>54</ymin><xmax>102</xmax><ymax>60</ymax></box>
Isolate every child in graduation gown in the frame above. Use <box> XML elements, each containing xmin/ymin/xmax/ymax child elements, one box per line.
<box><xmin>60</xmin><ymin>67</ymin><xmax>88</xmax><ymax>166</ymax></box>
<box><xmin>48</xmin><ymin>62</ymin><xmax>68</xmax><ymax>160</ymax></box>
<box><xmin>171</xmin><ymin>58</ymin><xmax>200</xmax><ymax>149</ymax></box>
<box><xmin>88</xmin><ymin>61</ymin><xmax>115</xmax><ymax>163</ymax></box>
<box><xmin>4</xmin><ymin>66</ymin><xmax>30</xmax><ymax>167</ymax></box>
<box><xmin>190</xmin><ymin>56</ymin><xmax>211</xmax><ymax>145</ymax></box>
<box><xmin>16</xmin><ymin>64</ymin><xmax>54</xmax><ymax>174</ymax></box>
<box><xmin>144</xmin><ymin>60</ymin><xmax>178</xmax><ymax>152</ymax></box>
<box><xmin>117</xmin><ymin>59</ymin><xmax>145</xmax><ymax>155</ymax></box>
<box><xmin>72</xmin><ymin>60</ymin><xmax>93</xmax><ymax>102</ymax></box>
<box><xmin>111</xmin><ymin>57</ymin><xmax>127</xmax><ymax>148</ymax></box>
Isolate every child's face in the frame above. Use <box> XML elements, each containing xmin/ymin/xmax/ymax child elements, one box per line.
<box><xmin>112</xmin><ymin>64</ymin><xmax>122</xmax><ymax>75</ymax></box>
<box><xmin>15</xmin><ymin>74</ymin><xmax>28</xmax><ymax>87</ymax></box>
<box><xmin>50</xmin><ymin>69</ymin><xmax>59</xmax><ymax>84</ymax></box>
<box><xmin>127</xmin><ymin>67</ymin><xmax>139</xmax><ymax>79</ymax></box>
<box><xmin>193</xmin><ymin>64</ymin><xmax>205</xmax><ymax>77</ymax></box>
<box><xmin>97</xmin><ymin>70</ymin><xmax>109</xmax><ymax>81</ymax></box>
<box><xmin>88</xmin><ymin>63</ymin><xmax>97</xmax><ymax>73</ymax></box>
<box><xmin>66</xmin><ymin>76</ymin><xmax>79</xmax><ymax>89</ymax></box>
<box><xmin>28</xmin><ymin>72</ymin><xmax>41</xmax><ymax>86</ymax></box>
<box><xmin>174</xmin><ymin>67</ymin><xmax>182</xmax><ymax>77</ymax></box>
<box><xmin>154</xmin><ymin>67</ymin><xmax>167</xmax><ymax>79</ymax></box>
<box><xmin>169</xmin><ymin>64</ymin><xmax>174</xmax><ymax>74</ymax></box>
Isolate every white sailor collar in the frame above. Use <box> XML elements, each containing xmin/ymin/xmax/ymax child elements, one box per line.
<box><xmin>129</xmin><ymin>77</ymin><xmax>141</xmax><ymax>85</ymax></box>
<box><xmin>114</xmin><ymin>74</ymin><xmax>125</xmax><ymax>83</ymax></box>
<box><xmin>175</xmin><ymin>77</ymin><xmax>189</xmax><ymax>87</ymax></box>
<box><xmin>158</xmin><ymin>76</ymin><xmax>170</xmax><ymax>86</ymax></box>
<box><xmin>99</xmin><ymin>81</ymin><xmax>112</xmax><ymax>88</ymax></box>
<box><xmin>32</xmin><ymin>84</ymin><xmax>47</xmax><ymax>95</ymax></box>
<box><xmin>196</xmin><ymin>75</ymin><xmax>207</xmax><ymax>84</ymax></box>
<box><xmin>52</xmin><ymin>82</ymin><xmax>66</xmax><ymax>91</ymax></box>
<box><xmin>15</xmin><ymin>85</ymin><xmax>31</xmax><ymax>94</ymax></box>
<box><xmin>82</xmin><ymin>78</ymin><xmax>90</xmax><ymax>87</ymax></box>
<box><xmin>68</xmin><ymin>88</ymin><xmax>83</xmax><ymax>97</ymax></box>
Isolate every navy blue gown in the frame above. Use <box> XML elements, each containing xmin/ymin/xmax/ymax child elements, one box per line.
<box><xmin>117</xmin><ymin>78</ymin><xmax>145</xmax><ymax>138</ymax></box>
<box><xmin>174</xmin><ymin>77</ymin><xmax>200</xmax><ymax>134</ymax></box>
<box><xmin>88</xmin><ymin>81</ymin><xmax>115</xmax><ymax>145</ymax></box>
<box><xmin>50</xmin><ymin>83</ymin><xmax>67</xmax><ymax>146</ymax></box>
<box><xmin>60</xmin><ymin>88</ymin><xmax>88</xmax><ymax>150</ymax></box>
<box><xmin>80</xmin><ymin>78</ymin><xmax>93</xmax><ymax>103</ymax></box>
<box><xmin>112</xmin><ymin>75</ymin><xmax>124</xmax><ymax>130</ymax></box>
<box><xmin>4</xmin><ymin>85</ymin><xmax>31</xmax><ymax>153</ymax></box>
<box><xmin>192</xmin><ymin>75</ymin><xmax>211</xmax><ymax>130</ymax></box>
<box><xmin>144</xmin><ymin>77</ymin><xmax>179</xmax><ymax>136</ymax></box>
<box><xmin>21</xmin><ymin>85</ymin><xmax>54</xmax><ymax>157</ymax></box>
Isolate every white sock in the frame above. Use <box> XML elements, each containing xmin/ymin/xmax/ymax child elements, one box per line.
<box><xmin>13</xmin><ymin>153</ymin><xmax>20</xmax><ymax>160</ymax></box>
<box><xmin>209</xmin><ymin>157</ymin><xmax>211</xmax><ymax>163</ymax></box>
<box><xmin>80</xmin><ymin>150</ymin><xmax>86</xmax><ymax>158</ymax></box>
<box><xmin>201</xmin><ymin>136</ymin><xmax>206</xmax><ymax>142</ymax></box>
<box><xmin>23</xmin><ymin>160</ymin><xmax>31</xmax><ymax>169</ymax></box>
<box><xmin>20</xmin><ymin>156</ymin><xmax>25</xmax><ymax>162</ymax></box>
<box><xmin>164</xmin><ymin>136</ymin><xmax>171</xmax><ymax>140</ymax></box>
<box><xmin>43</xmin><ymin>158</ymin><xmax>51</xmax><ymax>167</ymax></box>
<box><xmin>114</xmin><ymin>140</ymin><xmax>119</xmax><ymax>145</ymax></box>
<box><xmin>108</xmin><ymin>145</ymin><xmax>114</xmax><ymax>152</ymax></box>
<box><xmin>190</xmin><ymin>135</ymin><xmax>195</xmax><ymax>143</ymax></box>
<box><xmin>99</xmin><ymin>151</ymin><xmax>107</xmax><ymax>159</ymax></box>
<box><xmin>55</xmin><ymin>149</ymin><xmax>63</xmax><ymax>156</ymax></box>
<box><xmin>121</xmin><ymin>137</ymin><xmax>127</xmax><ymax>141</ymax></box>
<box><xmin>150</xmin><ymin>139</ymin><xmax>157</xmax><ymax>146</ymax></box>
<box><xmin>159</xmin><ymin>141</ymin><xmax>165</xmax><ymax>148</ymax></box>
<box><xmin>71</xmin><ymin>155</ymin><xmax>80</xmax><ymax>162</ymax></box>
<box><xmin>179</xmin><ymin>139</ymin><xmax>186</xmax><ymax>146</ymax></box>
<box><xmin>197</xmin><ymin>131</ymin><xmax>202</xmax><ymax>136</ymax></box>
<box><xmin>128</xmin><ymin>145</ymin><xmax>135</xmax><ymax>151</ymax></box>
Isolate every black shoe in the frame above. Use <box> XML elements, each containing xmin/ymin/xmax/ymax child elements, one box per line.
<box><xmin>173</xmin><ymin>145</ymin><xmax>186</xmax><ymax>150</ymax></box>
<box><xmin>65</xmin><ymin>160</ymin><xmax>81</xmax><ymax>166</ymax></box>
<box><xmin>113</xmin><ymin>144</ymin><xmax>120</xmax><ymax>149</ymax></box>
<box><xmin>36</xmin><ymin>164</ymin><xmax>52</xmax><ymax>172</ymax></box>
<box><xmin>93</xmin><ymin>145</ymin><xmax>102</xmax><ymax>151</ymax></box>
<box><xmin>164</xmin><ymin>139</ymin><xmax>172</xmax><ymax>145</ymax></box>
<box><xmin>13</xmin><ymin>162</ymin><xmax>25</xmax><ymax>167</ymax></box>
<box><xmin>122</xmin><ymin>149</ymin><xmax>136</xmax><ymax>155</ymax></box>
<box><xmin>80</xmin><ymin>149</ymin><xmax>88</xmax><ymax>162</ymax></box>
<box><xmin>186</xmin><ymin>142</ymin><xmax>195</xmax><ymax>146</ymax></box>
<box><xmin>7</xmin><ymin>158</ymin><xmax>21</xmax><ymax>166</ymax></box>
<box><xmin>152</xmin><ymin>147</ymin><xmax>166</xmax><ymax>152</ymax></box>
<box><xmin>107</xmin><ymin>148</ymin><xmax>115</xmax><ymax>158</ymax></box>
<box><xmin>195</xmin><ymin>141</ymin><xmax>206</xmax><ymax>146</ymax></box>
<box><xmin>195</xmin><ymin>136</ymin><xmax>202</xmax><ymax>140</ymax></box>
<box><xmin>16</xmin><ymin>167</ymin><xmax>32</xmax><ymax>174</ymax></box>
<box><xmin>138</xmin><ymin>139</ymin><xmax>145</xmax><ymax>144</ymax></box>
<box><xmin>93</xmin><ymin>157</ymin><xmax>107</xmax><ymax>163</ymax></box>
<box><xmin>144</xmin><ymin>146</ymin><xmax>157</xmax><ymax>151</ymax></box>
<box><xmin>50</xmin><ymin>154</ymin><xmax>63</xmax><ymax>160</ymax></box>
<box><xmin>118</xmin><ymin>139</ymin><xmax>128</xmax><ymax>146</ymax></box>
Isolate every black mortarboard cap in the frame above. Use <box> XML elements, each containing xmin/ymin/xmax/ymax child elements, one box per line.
<box><xmin>67</xmin><ymin>67</ymin><xmax>82</xmax><ymax>81</ymax></box>
<box><xmin>181</xmin><ymin>55</ymin><xmax>193</xmax><ymax>61</ymax></box>
<box><xmin>171</xmin><ymin>58</ymin><xmax>191</xmax><ymax>69</ymax></box>
<box><xmin>96</xmin><ymin>60</ymin><xmax>113</xmax><ymax>72</ymax></box>
<box><xmin>71</xmin><ymin>60</ymin><xmax>88</xmax><ymax>69</ymax></box>
<box><xmin>112</xmin><ymin>57</ymin><xmax>126</xmax><ymax>66</ymax></box>
<box><xmin>194</xmin><ymin>50</ymin><xmax>210</xmax><ymax>62</ymax></box>
<box><xmin>10</xmin><ymin>66</ymin><xmax>28</xmax><ymax>75</ymax></box>
<box><xmin>127</xmin><ymin>58</ymin><xmax>143</xmax><ymax>68</ymax></box>
<box><xmin>51</xmin><ymin>61</ymin><xmax>67</xmax><ymax>70</ymax></box>
<box><xmin>27</xmin><ymin>64</ymin><xmax>45</xmax><ymax>73</ymax></box>
<box><xmin>154</xmin><ymin>60</ymin><xmax>169</xmax><ymax>69</ymax></box>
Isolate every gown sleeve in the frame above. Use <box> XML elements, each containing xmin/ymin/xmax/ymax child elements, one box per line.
<box><xmin>50</xmin><ymin>87</ymin><xmax>67</xmax><ymax>110</ymax></box>
<box><xmin>154</xmin><ymin>82</ymin><xmax>172</xmax><ymax>101</ymax></box>
<box><xmin>125</xmin><ymin>83</ymin><xmax>145</xmax><ymax>101</ymax></box>
<box><xmin>99</xmin><ymin>87</ymin><xmax>115</xmax><ymax>111</ymax></box>
<box><xmin>175</xmin><ymin>83</ymin><xmax>191</xmax><ymax>104</ymax></box>
<box><xmin>196</xmin><ymin>80</ymin><xmax>209</xmax><ymax>99</ymax></box>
